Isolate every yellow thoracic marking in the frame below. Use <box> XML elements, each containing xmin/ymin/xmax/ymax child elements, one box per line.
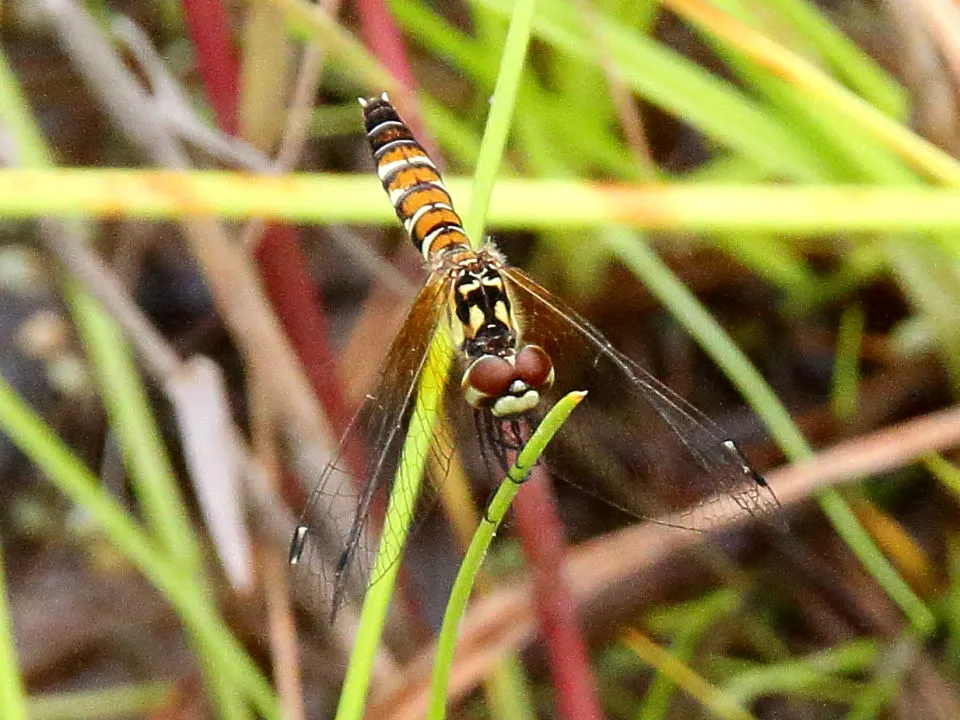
<box><xmin>458</xmin><ymin>279</ymin><xmax>480</xmax><ymax>297</ymax></box>
<box><xmin>468</xmin><ymin>306</ymin><xmax>485</xmax><ymax>334</ymax></box>
<box><xmin>493</xmin><ymin>300</ymin><xmax>511</xmax><ymax>326</ymax></box>
<box><xmin>446</xmin><ymin>306</ymin><xmax>465</xmax><ymax>346</ymax></box>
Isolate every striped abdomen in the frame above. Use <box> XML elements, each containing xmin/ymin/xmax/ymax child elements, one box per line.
<box><xmin>360</xmin><ymin>94</ymin><xmax>469</xmax><ymax>259</ymax></box>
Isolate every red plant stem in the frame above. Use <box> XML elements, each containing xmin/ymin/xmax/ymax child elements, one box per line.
<box><xmin>180</xmin><ymin>0</ymin><xmax>354</xmax><ymax>437</ymax></box>
<box><xmin>352</xmin><ymin>0</ymin><xmax>442</xmax><ymax>162</ymax></box>
<box><xmin>512</xmin><ymin>468</ymin><xmax>603</xmax><ymax>720</ymax></box>
<box><xmin>354</xmin><ymin>0</ymin><xmax>417</xmax><ymax>93</ymax></box>
<box><xmin>181</xmin><ymin>0</ymin><xmax>239</xmax><ymax>135</ymax></box>
<box><xmin>177</xmin><ymin>0</ymin><xmax>434</xmax><ymax>644</ymax></box>
<box><xmin>252</xmin><ymin>227</ymin><xmax>354</xmax><ymax>433</ymax></box>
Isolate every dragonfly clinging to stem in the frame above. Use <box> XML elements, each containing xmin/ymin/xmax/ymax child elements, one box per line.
<box><xmin>289</xmin><ymin>93</ymin><xmax>781</xmax><ymax>617</ymax></box>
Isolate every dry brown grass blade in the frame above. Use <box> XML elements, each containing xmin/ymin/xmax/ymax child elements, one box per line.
<box><xmin>37</xmin><ymin>0</ymin><xmax>333</xmax><ymax>453</ymax></box>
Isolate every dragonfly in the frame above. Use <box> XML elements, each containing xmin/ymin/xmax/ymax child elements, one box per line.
<box><xmin>289</xmin><ymin>93</ymin><xmax>781</xmax><ymax>616</ymax></box>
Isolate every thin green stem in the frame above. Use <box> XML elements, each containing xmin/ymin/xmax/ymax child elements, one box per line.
<box><xmin>28</xmin><ymin>683</ymin><xmax>171</xmax><ymax>720</ymax></box>
<box><xmin>722</xmin><ymin>639</ymin><xmax>879</xmax><ymax>703</ymax></box>
<box><xmin>622</xmin><ymin>630</ymin><xmax>755</xmax><ymax>720</ymax></box>
<box><xmin>0</xmin><ymin>376</ymin><xmax>282</xmax><ymax>720</ymax></box>
<box><xmin>68</xmin><ymin>285</ymin><xmax>202</xmax><ymax>573</ymax></box>
<box><xmin>463</xmin><ymin>0</ymin><xmax>538</xmax><ymax>244</ymax></box>
<box><xmin>428</xmin><ymin>391</ymin><xmax>587</xmax><ymax>720</ymax></box>
<box><xmin>830</xmin><ymin>304</ymin><xmax>865</xmax><ymax>423</ymax></box>
<box><xmin>604</xmin><ymin>230</ymin><xmax>935</xmax><ymax>635</ymax></box>
<box><xmin>640</xmin><ymin>590</ymin><xmax>742</xmax><ymax>720</ymax></box>
<box><xmin>0</xmin><ymin>538</ymin><xmax>27</xmax><ymax>720</ymax></box>
<box><xmin>334</xmin><ymin>330</ymin><xmax>454</xmax><ymax>720</ymax></box>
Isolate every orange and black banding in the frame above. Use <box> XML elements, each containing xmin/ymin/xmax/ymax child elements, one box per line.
<box><xmin>360</xmin><ymin>94</ymin><xmax>469</xmax><ymax>259</ymax></box>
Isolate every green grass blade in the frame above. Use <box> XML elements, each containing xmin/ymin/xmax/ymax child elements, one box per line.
<box><xmin>622</xmin><ymin>629</ymin><xmax>756</xmax><ymax>720</ymax></box>
<box><xmin>28</xmin><ymin>683</ymin><xmax>171</xmax><ymax>720</ymax></box>
<box><xmin>831</xmin><ymin>304</ymin><xmax>865</xmax><ymax>423</ymax></box>
<box><xmin>640</xmin><ymin>590</ymin><xmax>742</xmax><ymax>720</ymax></box>
<box><xmin>0</xmin><ymin>538</ymin><xmax>27</xmax><ymax>720</ymax></box>
<box><xmin>724</xmin><ymin>638</ymin><xmax>879</xmax><ymax>703</ymax></box>
<box><xmin>603</xmin><ymin>229</ymin><xmax>935</xmax><ymax>635</ymax></box>
<box><xmin>756</xmin><ymin>0</ymin><xmax>905</xmax><ymax>115</ymax></box>
<box><xmin>334</xmin><ymin>328</ymin><xmax>454</xmax><ymax>720</ymax></box>
<box><xmin>0</xmin><ymin>375</ymin><xmax>282</xmax><ymax>720</ymax></box>
<box><xmin>428</xmin><ymin>391</ymin><xmax>587</xmax><ymax>720</ymax></box>
<box><xmin>463</xmin><ymin>0</ymin><xmax>538</xmax><ymax>244</ymax></box>
<box><xmin>474</xmin><ymin>0</ymin><xmax>824</xmax><ymax>180</ymax></box>
<box><xmin>68</xmin><ymin>285</ymin><xmax>202</xmax><ymax>570</ymax></box>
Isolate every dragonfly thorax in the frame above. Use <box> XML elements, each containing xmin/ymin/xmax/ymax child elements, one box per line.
<box><xmin>445</xmin><ymin>255</ymin><xmax>553</xmax><ymax>415</ymax></box>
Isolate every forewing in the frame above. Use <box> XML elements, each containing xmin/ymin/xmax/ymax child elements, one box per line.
<box><xmin>502</xmin><ymin>266</ymin><xmax>780</xmax><ymax>531</ymax></box>
<box><xmin>291</xmin><ymin>270</ymin><xmax>457</xmax><ymax>614</ymax></box>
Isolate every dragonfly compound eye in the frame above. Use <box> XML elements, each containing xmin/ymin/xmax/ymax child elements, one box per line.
<box><xmin>462</xmin><ymin>350</ymin><xmax>551</xmax><ymax>417</ymax></box>
<box><xmin>514</xmin><ymin>345</ymin><xmax>555</xmax><ymax>391</ymax></box>
<box><xmin>462</xmin><ymin>355</ymin><xmax>514</xmax><ymax>408</ymax></box>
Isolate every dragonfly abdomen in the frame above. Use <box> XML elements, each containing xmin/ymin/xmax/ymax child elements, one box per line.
<box><xmin>360</xmin><ymin>95</ymin><xmax>555</xmax><ymax>418</ymax></box>
<box><xmin>360</xmin><ymin>94</ymin><xmax>470</xmax><ymax>260</ymax></box>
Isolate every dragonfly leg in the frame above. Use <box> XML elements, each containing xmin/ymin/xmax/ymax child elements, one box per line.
<box><xmin>478</xmin><ymin>411</ymin><xmax>512</xmax><ymax>472</ymax></box>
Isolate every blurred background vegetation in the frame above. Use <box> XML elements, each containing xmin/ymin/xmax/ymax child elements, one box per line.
<box><xmin>1</xmin><ymin>0</ymin><xmax>960</xmax><ymax>718</ymax></box>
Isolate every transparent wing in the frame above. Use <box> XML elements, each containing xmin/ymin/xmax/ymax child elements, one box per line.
<box><xmin>502</xmin><ymin>265</ymin><xmax>781</xmax><ymax>531</ymax></box>
<box><xmin>290</xmin><ymin>270</ymin><xmax>458</xmax><ymax>615</ymax></box>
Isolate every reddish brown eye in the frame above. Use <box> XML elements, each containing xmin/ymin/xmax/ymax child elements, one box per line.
<box><xmin>515</xmin><ymin>345</ymin><xmax>555</xmax><ymax>389</ymax></box>
<box><xmin>462</xmin><ymin>355</ymin><xmax>514</xmax><ymax>406</ymax></box>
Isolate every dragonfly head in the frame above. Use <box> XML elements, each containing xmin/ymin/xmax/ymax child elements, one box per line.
<box><xmin>461</xmin><ymin>344</ymin><xmax>555</xmax><ymax>417</ymax></box>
